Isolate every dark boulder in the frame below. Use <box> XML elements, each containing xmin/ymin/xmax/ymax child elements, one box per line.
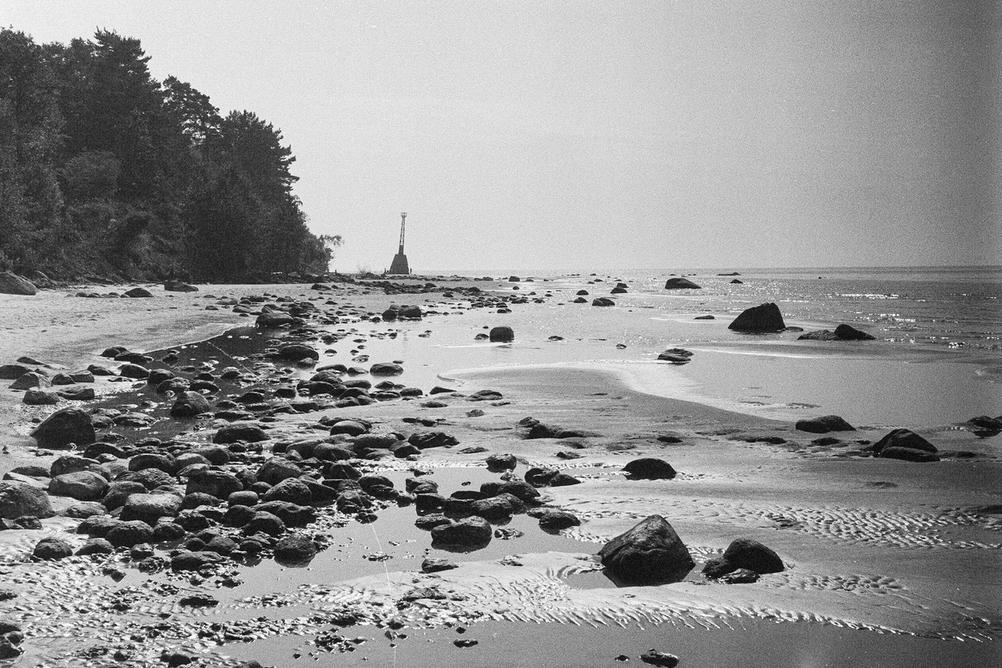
<box><xmin>721</xmin><ymin>537</ymin><xmax>784</xmax><ymax>574</ymax></box>
<box><xmin>274</xmin><ymin>534</ymin><xmax>317</xmax><ymax>565</ymax></box>
<box><xmin>186</xmin><ymin>469</ymin><xmax>242</xmax><ymax>499</ymax></box>
<box><xmin>640</xmin><ymin>649</ymin><xmax>679</xmax><ymax>667</ymax></box>
<box><xmin>276</xmin><ymin>343</ymin><xmax>318</xmax><ymax>361</ymax></box>
<box><xmin>834</xmin><ymin>324</ymin><xmax>876</xmax><ymax>340</ymax></box>
<box><xmin>123</xmin><ymin>287</ymin><xmax>153</xmax><ymax>298</ymax></box>
<box><xmin>105</xmin><ymin>520</ymin><xmax>155</xmax><ymax>547</ymax></box>
<box><xmin>535</xmin><ymin>509</ymin><xmax>581</xmax><ymax>532</ymax></box>
<box><xmin>598</xmin><ymin>515</ymin><xmax>694</xmax><ymax>584</ymax></box>
<box><xmin>30</xmin><ymin>407</ymin><xmax>95</xmax><ymax>449</ymax></box>
<box><xmin>489</xmin><ymin>326</ymin><xmax>514</xmax><ymax>343</ymax></box>
<box><xmin>33</xmin><ymin>537</ymin><xmax>73</xmax><ymax>560</ymax></box>
<box><xmin>657</xmin><ymin>348</ymin><xmax>693</xmax><ymax>364</ymax></box>
<box><xmin>408</xmin><ymin>431</ymin><xmax>459</xmax><ymax>449</ymax></box>
<box><xmin>727</xmin><ymin>303</ymin><xmax>786</xmax><ymax>333</ymax></box>
<box><xmin>431</xmin><ymin>517</ymin><xmax>493</xmax><ymax>551</ymax></box>
<box><xmin>370</xmin><ymin>362</ymin><xmax>404</xmax><ymax>376</ymax></box>
<box><xmin>10</xmin><ymin>371</ymin><xmax>47</xmax><ymax>390</ymax></box>
<box><xmin>663</xmin><ymin>278</ymin><xmax>701</xmax><ymax>289</ymax></box>
<box><xmin>22</xmin><ymin>390</ymin><xmax>58</xmax><ymax>405</ymax></box>
<box><xmin>795</xmin><ymin>415</ymin><xmax>855</xmax><ymax>434</ymax></box>
<box><xmin>871</xmin><ymin>429</ymin><xmax>937</xmax><ymax>455</ymax></box>
<box><xmin>214</xmin><ymin>423</ymin><xmax>269</xmax><ymax>444</ymax></box>
<box><xmin>623</xmin><ymin>458</ymin><xmax>677</xmax><ymax>480</ymax></box>
<box><xmin>120</xmin><ymin>493</ymin><xmax>182</xmax><ymax>524</ymax></box>
<box><xmin>48</xmin><ymin>471</ymin><xmax>108</xmax><ymax>501</ymax></box>
<box><xmin>485</xmin><ymin>453</ymin><xmax>517</xmax><ymax>471</ymax></box>
<box><xmin>0</xmin><ymin>364</ymin><xmax>31</xmax><ymax>379</ymax></box>
<box><xmin>170</xmin><ymin>391</ymin><xmax>211</xmax><ymax>417</ymax></box>
<box><xmin>591</xmin><ymin>297</ymin><xmax>615</xmax><ymax>307</ymax></box>
<box><xmin>880</xmin><ymin>447</ymin><xmax>940</xmax><ymax>463</ymax></box>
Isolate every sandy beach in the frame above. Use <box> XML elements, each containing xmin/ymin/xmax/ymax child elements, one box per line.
<box><xmin>0</xmin><ymin>276</ymin><xmax>998</xmax><ymax>667</ymax></box>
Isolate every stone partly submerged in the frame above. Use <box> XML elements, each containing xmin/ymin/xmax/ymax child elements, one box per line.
<box><xmin>870</xmin><ymin>428</ymin><xmax>939</xmax><ymax>462</ymax></box>
<box><xmin>598</xmin><ymin>515</ymin><xmax>694</xmax><ymax>584</ymax></box>
<box><xmin>663</xmin><ymin>277</ymin><xmax>701</xmax><ymax>289</ymax></box>
<box><xmin>0</xmin><ymin>271</ymin><xmax>37</xmax><ymax>295</ymax></box>
<box><xmin>727</xmin><ymin>303</ymin><xmax>786</xmax><ymax>333</ymax></box>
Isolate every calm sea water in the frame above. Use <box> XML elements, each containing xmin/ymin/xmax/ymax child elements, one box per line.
<box><xmin>431</xmin><ymin>265</ymin><xmax>1002</xmax><ymax>352</ymax></box>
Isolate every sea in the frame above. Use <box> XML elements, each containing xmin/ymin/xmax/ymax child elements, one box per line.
<box><xmin>219</xmin><ymin>265</ymin><xmax>1002</xmax><ymax>429</ymax></box>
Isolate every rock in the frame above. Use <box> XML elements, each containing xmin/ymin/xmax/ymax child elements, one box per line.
<box><xmin>76</xmin><ymin>537</ymin><xmax>115</xmax><ymax>556</ymax></box>
<box><xmin>834</xmin><ymin>324</ymin><xmax>876</xmax><ymax>340</ymax></box>
<box><xmin>0</xmin><ymin>271</ymin><xmax>37</xmax><ymax>295</ymax></box>
<box><xmin>727</xmin><ymin>303</ymin><xmax>786</xmax><ymax>333</ymax></box>
<box><xmin>276</xmin><ymin>343</ymin><xmax>318</xmax><ymax>361</ymax></box>
<box><xmin>262</xmin><ymin>478</ymin><xmax>312</xmax><ymax>505</ymax></box>
<box><xmin>663</xmin><ymin>277</ymin><xmax>701</xmax><ymax>289</ymax></box>
<box><xmin>598</xmin><ymin>515</ymin><xmax>694</xmax><ymax>584</ymax></box>
<box><xmin>123</xmin><ymin>287</ymin><xmax>153</xmax><ymax>298</ymax></box>
<box><xmin>722</xmin><ymin>537</ymin><xmax>784</xmax><ymax>573</ymax></box>
<box><xmin>48</xmin><ymin>471</ymin><xmax>108</xmax><ymax>501</ymax></box>
<box><xmin>170</xmin><ymin>391</ymin><xmax>211</xmax><ymax>417</ymax></box>
<box><xmin>256</xmin><ymin>311</ymin><xmax>296</xmax><ymax>328</ymax></box>
<box><xmin>105</xmin><ymin>520</ymin><xmax>155</xmax><ymax>547</ymax></box>
<box><xmin>623</xmin><ymin>458</ymin><xmax>677</xmax><ymax>480</ymax></box>
<box><xmin>23</xmin><ymin>389</ymin><xmax>58</xmax><ymax>405</ymax></box>
<box><xmin>214</xmin><ymin>423</ymin><xmax>269</xmax><ymax>444</ymax></box>
<box><xmin>50</xmin><ymin>455</ymin><xmax>97</xmax><ymax>477</ymax></box>
<box><xmin>11</xmin><ymin>371</ymin><xmax>49</xmax><ymax>391</ymax></box>
<box><xmin>57</xmin><ymin>387</ymin><xmax>95</xmax><ymax>401</ymax></box>
<box><xmin>485</xmin><ymin>453</ymin><xmax>517</xmax><ymax>471</ymax></box>
<box><xmin>470</xmin><ymin>493</ymin><xmax>524</xmax><ymax>520</ymax></box>
<box><xmin>274</xmin><ymin>534</ymin><xmax>317</xmax><ymax>565</ymax></box>
<box><xmin>657</xmin><ymin>348</ymin><xmax>693</xmax><ymax>364</ymax></box>
<box><xmin>120</xmin><ymin>493</ymin><xmax>182</xmax><ymax>524</ymax></box>
<box><xmin>871</xmin><ymin>428</ymin><xmax>937</xmax><ymax>455</ymax></box>
<box><xmin>536</xmin><ymin>509</ymin><xmax>581</xmax><ymax>532</ymax></box>
<box><xmin>640</xmin><ymin>649</ymin><xmax>679</xmax><ymax>667</ymax></box>
<box><xmin>0</xmin><ymin>364</ymin><xmax>31</xmax><ymax>379</ymax></box>
<box><xmin>795</xmin><ymin>415</ymin><xmax>855</xmax><ymax>433</ymax></box>
<box><xmin>431</xmin><ymin>517</ymin><xmax>493</xmax><ymax>550</ymax></box>
<box><xmin>257</xmin><ymin>457</ymin><xmax>302</xmax><ymax>485</ymax></box>
<box><xmin>489</xmin><ymin>326</ymin><xmax>514</xmax><ymax>343</ymax></box>
<box><xmin>171</xmin><ymin>550</ymin><xmax>223</xmax><ymax>572</ymax></box>
<box><xmin>421</xmin><ymin>557</ymin><xmax>458</xmax><ymax>573</ymax></box>
<box><xmin>370</xmin><ymin>362</ymin><xmax>403</xmax><ymax>376</ymax></box>
<box><xmin>186</xmin><ymin>469</ymin><xmax>242</xmax><ymax>499</ymax></box>
<box><xmin>408</xmin><ymin>431</ymin><xmax>459</xmax><ymax>449</ymax></box>
<box><xmin>33</xmin><ymin>537</ymin><xmax>73</xmax><ymax>560</ymax></box>
<box><xmin>0</xmin><ymin>481</ymin><xmax>54</xmax><ymax>519</ymax></box>
<box><xmin>243</xmin><ymin>511</ymin><xmax>286</xmax><ymax>537</ymax></box>
<box><xmin>591</xmin><ymin>297</ymin><xmax>615</xmax><ymax>307</ymax></box>
<box><xmin>720</xmin><ymin>568</ymin><xmax>760</xmax><ymax>584</ymax></box>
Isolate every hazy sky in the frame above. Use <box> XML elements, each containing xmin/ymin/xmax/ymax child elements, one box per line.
<box><xmin>5</xmin><ymin>1</ymin><xmax>999</xmax><ymax>271</ymax></box>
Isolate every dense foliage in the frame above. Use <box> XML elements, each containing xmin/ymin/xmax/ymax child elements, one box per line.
<box><xmin>0</xmin><ymin>28</ymin><xmax>329</xmax><ymax>281</ymax></box>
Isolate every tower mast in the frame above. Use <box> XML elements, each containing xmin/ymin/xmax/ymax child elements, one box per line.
<box><xmin>388</xmin><ymin>211</ymin><xmax>411</xmax><ymax>274</ymax></box>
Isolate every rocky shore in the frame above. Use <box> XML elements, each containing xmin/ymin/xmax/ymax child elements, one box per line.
<box><xmin>0</xmin><ymin>275</ymin><xmax>998</xmax><ymax>667</ymax></box>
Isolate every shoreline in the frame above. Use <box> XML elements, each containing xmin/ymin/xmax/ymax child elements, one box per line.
<box><xmin>0</xmin><ymin>278</ymin><xmax>998</xmax><ymax>666</ymax></box>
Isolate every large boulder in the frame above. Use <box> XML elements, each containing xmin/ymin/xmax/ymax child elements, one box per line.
<box><xmin>276</xmin><ymin>344</ymin><xmax>318</xmax><ymax>361</ymax></box>
<box><xmin>833</xmin><ymin>324</ymin><xmax>876</xmax><ymax>341</ymax></box>
<box><xmin>123</xmin><ymin>287</ymin><xmax>153</xmax><ymax>298</ymax></box>
<box><xmin>0</xmin><ymin>481</ymin><xmax>53</xmax><ymax>519</ymax></box>
<box><xmin>214</xmin><ymin>423</ymin><xmax>269</xmax><ymax>444</ymax></box>
<box><xmin>663</xmin><ymin>278</ymin><xmax>701</xmax><ymax>289</ymax></box>
<box><xmin>0</xmin><ymin>271</ymin><xmax>37</xmax><ymax>295</ymax></box>
<box><xmin>591</xmin><ymin>297</ymin><xmax>615</xmax><ymax>307</ymax></box>
<box><xmin>273</xmin><ymin>534</ymin><xmax>317</xmax><ymax>565</ymax></box>
<box><xmin>48</xmin><ymin>471</ymin><xmax>108</xmax><ymax>501</ymax></box>
<box><xmin>795</xmin><ymin>415</ymin><xmax>855</xmax><ymax>434</ymax></box>
<box><xmin>30</xmin><ymin>407</ymin><xmax>95</xmax><ymax>449</ymax></box>
<box><xmin>598</xmin><ymin>515</ymin><xmax>694</xmax><ymax>584</ymax></box>
<box><xmin>186</xmin><ymin>469</ymin><xmax>242</xmax><ymax>499</ymax></box>
<box><xmin>370</xmin><ymin>362</ymin><xmax>403</xmax><ymax>376</ymax></box>
<box><xmin>727</xmin><ymin>303</ymin><xmax>786</xmax><ymax>333</ymax></box>
<box><xmin>33</xmin><ymin>537</ymin><xmax>72</xmax><ymax>560</ymax></box>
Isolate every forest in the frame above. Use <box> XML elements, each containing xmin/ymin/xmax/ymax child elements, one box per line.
<box><xmin>0</xmin><ymin>28</ymin><xmax>330</xmax><ymax>282</ymax></box>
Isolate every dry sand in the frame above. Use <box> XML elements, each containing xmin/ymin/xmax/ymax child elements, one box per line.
<box><xmin>0</xmin><ymin>280</ymin><xmax>998</xmax><ymax>667</ymax></box>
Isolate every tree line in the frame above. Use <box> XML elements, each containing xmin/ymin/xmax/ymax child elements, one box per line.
<box><xmin>0</xmin><ymin>28</ymin><xmax>331</xmax><ymax>282</ymax></box>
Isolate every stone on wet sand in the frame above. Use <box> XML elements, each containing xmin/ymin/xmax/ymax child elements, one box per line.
<box><xmin>721</xmin><ymin>537</ymin><xmax>784</xmax><ymax>574</ymax></box>
<box><xmin>640</xmin><ymin>649</ymin><xmax>680</xmax><ymax>667</ymax></box>
<box><xmin>30</xmin><ymin>407</ymin><xmax>95</xmax><ymax>449</ymax></box>
<box><xmin>33</xmin><ymin>537</ymin><xmax>73</xmax><ymax>560</ymax></box>
<box><xmin>431</xmin><ymin>516</ymin><xmax>492</xmax><ymax>550</ymax></box>
<box><xmin>48</xmin><ymin>471</ymin><xmax>108</xmax><ymax>501</ymax></box>
<box><xmin>535</xmin><ymin>509</ymin><xmax>581</xmax><ymax>532</ymax></box>
<box><xmin>727</xmin><ymin>303</ymin><xmax>786</xmax><ymax>333</ymax></box>
<box><xmin>274</xmin><ymin>534</ymin><xmax>318</xmax><ymax>565</ymax></box>
<box><xmin>795</xmin><ymin>415</ymin><xmax>855</xmax><ymax>433</ymax></box>
<box><xmin>663</xmin><ymin>277</ymin><xmax>700</xmax><ymax>289</ymax></box>
<box><xmin>489</xmin><ymin>326</ymin><xmax>514</xmax><ymax>343</ymax></box>
<box><xmin>871</xmin><ymin>428</ymin><xmax>939</xmax><ymax>461</ymax></box>
<box><xmin>622</xmin><ymin>458</ymin><xmax>677</xmax><ymax>480</ymax></box>
<box><xmin>598</xmin><ymin>515</ymin><xmax>694</xmax><ymax>584</ymax></box>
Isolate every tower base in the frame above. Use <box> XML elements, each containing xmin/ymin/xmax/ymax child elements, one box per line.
<box><xmin>388</xmin><ymin>253</ymin><xmax>410</xmax><ymax>274</ymax></box>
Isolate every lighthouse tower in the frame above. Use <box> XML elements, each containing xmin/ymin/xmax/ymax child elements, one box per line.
<box><xmin>388</xmin><ymin>212</ymin><xmax>410</xmax><ymax>275</ymax></box>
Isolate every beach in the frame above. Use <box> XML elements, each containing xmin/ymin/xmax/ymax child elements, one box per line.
<box><xmin>0</xmin><ymin>270</ymin><xmax>999</xmax><ymax>667</ymax></box>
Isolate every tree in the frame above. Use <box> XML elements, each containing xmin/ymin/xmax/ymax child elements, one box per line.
<box><xmin>319</xmin><ymin>234</ymin><xmax>344</xmax><ymax>271</ymax></box>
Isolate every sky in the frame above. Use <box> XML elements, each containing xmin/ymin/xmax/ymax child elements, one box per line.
<box><xmin>4</xmin><ymin>1</ymin><xmax>999</xmax><ymax>272</ymax></box>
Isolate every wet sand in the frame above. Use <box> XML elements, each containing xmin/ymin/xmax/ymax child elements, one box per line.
<box><xmin>0</xmin><ymin>278</ymin><xmax>999</xmax><ymax>667</ymax></box>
